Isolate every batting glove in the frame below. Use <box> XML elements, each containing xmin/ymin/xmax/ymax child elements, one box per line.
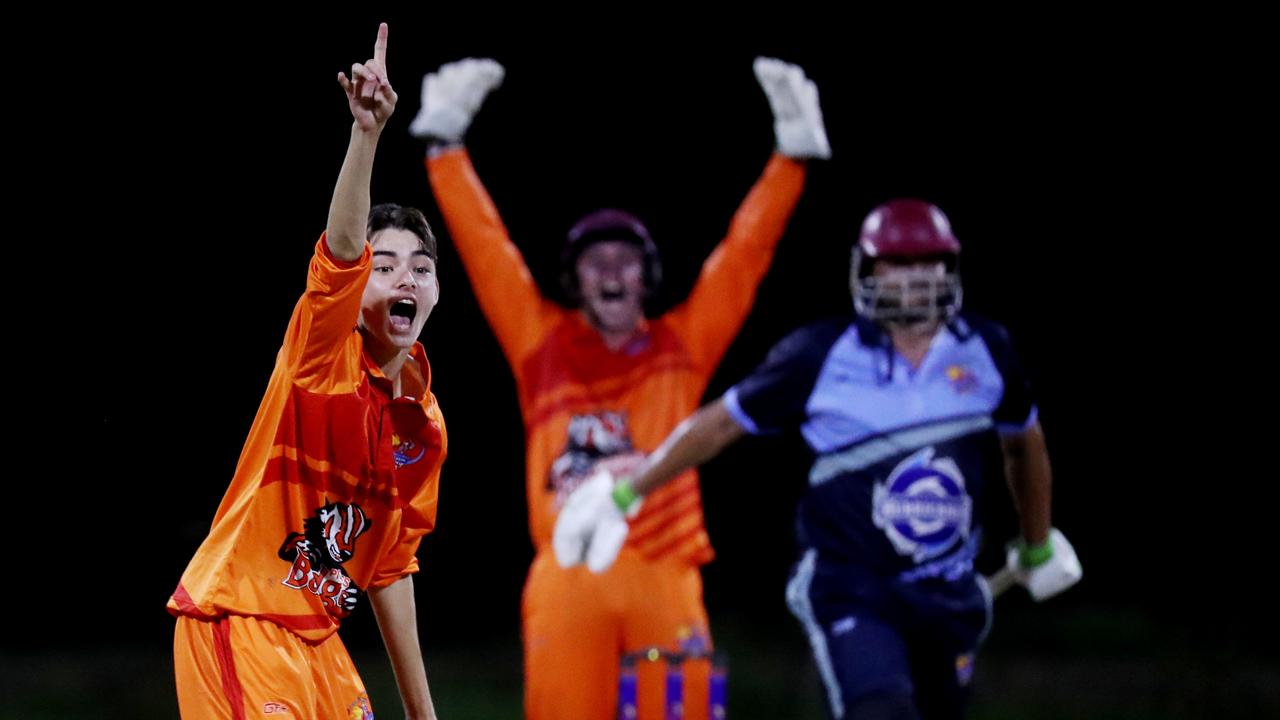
<box><xmin>1005</xmin><ymin>527</ymin><xmax>1083</xmax><ymax>601</ymax></box>
<box><xmin>552</xmin><ymin>469</ymin><xmax>643</xmax><ymax>573</ymax></box>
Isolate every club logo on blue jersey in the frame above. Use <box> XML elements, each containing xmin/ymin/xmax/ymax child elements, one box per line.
<box><xmin>946</xmin><ymin>364</ymin><xmax>978</xmax><ymax>394</ymax></box>
<box><xmin>873</xmin><ymin>447</ymin><xmax>972</xmax><ymax>562</ymax></box>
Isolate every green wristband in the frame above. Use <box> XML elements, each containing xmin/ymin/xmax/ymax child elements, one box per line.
<box><xmin>1019</xmin><ymin>537</ymin><xmax>1054</xmax><ymax>568</ymax></box>
<box><xmin>612</xmin><ymin>481</ymin><xmax>639</xmax><ymax>513</ymax></box>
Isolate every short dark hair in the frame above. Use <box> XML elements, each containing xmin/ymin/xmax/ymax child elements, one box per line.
<box><xmin>368</xmin><ymin>204</ymin><xmax>438</xmax><ymax>262</ymax></box>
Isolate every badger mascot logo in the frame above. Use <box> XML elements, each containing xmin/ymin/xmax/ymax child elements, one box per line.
<box><xmin>278</xmin><ymin>502</ymin><xmax>372</xmax><ymax>616</ymax></box>
<box><xmin>548</xmin><ymin>411</ymin><xmax>636</xmax><ymax>504</ymax></box>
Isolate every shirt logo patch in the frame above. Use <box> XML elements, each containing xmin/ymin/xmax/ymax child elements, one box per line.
<box><xmin>549</xmin><ymin>411</ymin><xmax>635</xmax><ymax>505</ymax></box>
<box><xmin>392</xmin><ymin>434</ymin><xmax>426</xmax><ymax>468</ymax></box>
<box><xmin>277</xmin><ymin>501</ymin><xmax>372</xmax><ymax>617</ymax></box>
<box><xmin>873</xmin><ymin>447</ymin><xmax>972</xmax><ymax>562</ymax></box>
<box><xmin>946</xmin><ymin>364</ymin><xmax>978</xmax><ymax>394</ymax></box>
<box><xmin>346</xmin><ymin>695</ymin><xmax>374</xmax><ymax>720</ymax></box>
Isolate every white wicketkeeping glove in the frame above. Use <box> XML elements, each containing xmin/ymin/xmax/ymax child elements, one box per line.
<box><xmin>409</xmin><ymin>58</ymin><xmax>506</xmax><ymax>142</ymax></box>
<box><xmin>753</xmin><ymin>57</ymin><xmax>831</xmax><ymax>160</ymax></box>
<box><xmin>552</xmin><ymin>468</ymin><xmax>642</xmax><ymax>573</ymax></box>
<box><xmin>1005</xmin><ymin>528</ymin><xmax>1083</xmax><ymax>601</ymax></box>
<box><xmin>585</xmin><ymin>506</ymin><xmax>630</xmax><ymax>574</ymax></box>
<box><xmin>553</xmin><ymin>469</ymin><xmax>611</xmax><ymax>570</ymax></box>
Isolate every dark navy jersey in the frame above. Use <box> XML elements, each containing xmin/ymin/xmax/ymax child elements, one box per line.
<box><xmin>723</xmin><ymin>312</ymin><xmax>1036</xmax><ymax>581</ymax></box>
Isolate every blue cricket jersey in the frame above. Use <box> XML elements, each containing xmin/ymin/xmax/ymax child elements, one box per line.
<box><xmin>723</xmin><ymin>313</ymin><xmax>1036</xmax><ymax>581</ymax></box>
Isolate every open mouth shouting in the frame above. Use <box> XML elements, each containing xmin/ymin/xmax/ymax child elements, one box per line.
<box><xmin>389</xmin><ymin>297</ymin><xmax>418</xmax><ymax>332</ymax></box>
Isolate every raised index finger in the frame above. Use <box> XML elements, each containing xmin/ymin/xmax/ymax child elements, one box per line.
<box><xmin>373</xmin><ymin>23</ymin><xmax>388</xmax><ymax>69</ymax></box>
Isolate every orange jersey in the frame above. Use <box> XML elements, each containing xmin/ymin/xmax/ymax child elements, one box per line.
<box><xmin>427</xmin><ymin>149</ymin><xmax>803</xmax><ymax>565</ymax></box>
<box><xmin>168</xmin><ymin>237</ymin><xmax>447</xmax><ymax>642</ymax></box>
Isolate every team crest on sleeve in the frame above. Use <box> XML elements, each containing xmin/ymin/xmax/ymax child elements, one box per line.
<box><xmin>277</xmin><ymin>501</ymin><xmax>372</xmax><ymax>617</ymax></box>
<box><xmin>548</xmin><ymin>411</ymin><xmax>634</xmax><ymax>503</ymax></box>
<box><xmin>873</xmin><ymin>448</ymin><xmax>972</xmax><ymax>562</ymax></box>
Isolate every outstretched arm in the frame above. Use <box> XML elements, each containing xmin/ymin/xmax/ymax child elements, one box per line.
<box><xmin>667</xmin><ymin>57</ymin><xmax>824</xmax><ymax>371</ymax></box>
<box><xmin>552</xmin><ymin>399</ymin><xmax>746</xmax><ymax>573</ymax></box>
<box><xmin>629</xmin><ymin>399</ymin><xmax>746</xmax><ymax>498</ymax></box>
<box><xmin>326</xmin><ymin>23</ymin><xmax>399</xmax><ymax>262</ymax></box>
<box><xmin>414</xmin><ymin>59</ymin><xmax>560</xmax><ymax>367</ymax></box>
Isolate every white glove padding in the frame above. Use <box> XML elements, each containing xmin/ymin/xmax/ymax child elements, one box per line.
<box><xmin>408</xmin><ymin>58</ymin><xmax>506</xmax><ymax>142</ymax></box>
<box><xmin>583</xmin><ymin>480</ymin><xmax>642</xmax><ymax>573</ymax></box>
<box><xmin>1005</xmin><ymin>528</ymin><xmax>1083</xmax><ymax>602</ymax></box>
<box><xmin>552</xmin><ymin>467</ymin><xmax>644</xmax><ymax>573</ymax></box>
<box><xmin>753</xmin><ymin>57</ymin><xmax>831</xmax><ymax>160</ymax></box>
<box><xmin>585</xmin><ymin>509</ymin><xmax>630</xmax><ymax>574</ymax></box>
<box><xmin>552</xmin><ymin>469</ymin><xmax>614</xmax><ymax>569</ymax></box>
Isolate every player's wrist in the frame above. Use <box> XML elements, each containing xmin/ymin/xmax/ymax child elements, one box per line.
<box><xmin>426</xmin><ymin>139</ymin><xmax>464</xmax><ymax>158</ymax></box>
<box><xmin>612</xmin><ymin>480</ymin><xmax>639</xmax><ymax>514</ymax></box>
<box><xmin>1017</xmin><ymin>535</ymin><xmax>1054</xmax><ymax>568</ymax></box>
<box><xmin>352</xmin><ymin>121</ymin><xmax>386</xmax><ymax>142</ymax></box>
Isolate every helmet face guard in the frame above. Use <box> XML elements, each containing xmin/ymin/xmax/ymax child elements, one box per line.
<box><xmin>850</xmin><ymin>252</ymin><xmax>963</xmax><ymax>326</ymax></box>
<box><xmin>851</xmin><ymin>199</ymin><xmax>962</xmax><ymax>327</ymax></box>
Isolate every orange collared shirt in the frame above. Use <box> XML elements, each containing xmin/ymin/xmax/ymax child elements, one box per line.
<box><xmin>428</xmin><ymin>148</ymin><xmax>804</xmax><ymax>565</ymax></box>
<box><xmin>168</xmin><ymin>237</ymin><xmax>447</xmax><ymax>642</ymax></box>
